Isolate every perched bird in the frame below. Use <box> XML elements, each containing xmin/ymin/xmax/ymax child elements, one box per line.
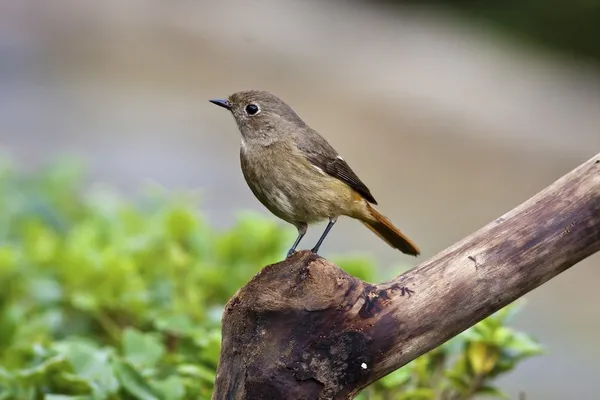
<box><xmin>210</xmin><ymin>90</ymin><xmax>420</xmax><ymax>258</ymax></box>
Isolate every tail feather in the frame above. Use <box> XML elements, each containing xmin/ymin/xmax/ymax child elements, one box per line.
<box><xmin>360</xmin><ymin>204</ymin><xmax>420</xmax><ymax>256</ymax></box>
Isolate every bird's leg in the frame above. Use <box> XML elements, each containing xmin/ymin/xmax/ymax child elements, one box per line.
<box><xmin>311</xmin><ymin>216</ymin><xmax>338</xmax><ymax>254</ymax></box>
<box><xmin>287</xmin><ymin>223</ymin><xmax>307</xmax><ymax>258</ymax></box>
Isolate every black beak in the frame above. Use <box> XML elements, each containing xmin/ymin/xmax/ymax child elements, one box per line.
<box><xmin>209</xmin><ymin>98</ymin><xmax>231</xmax><ymax>110</ymax></box>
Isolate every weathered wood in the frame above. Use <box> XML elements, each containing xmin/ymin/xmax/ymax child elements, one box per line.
<box><xmin>212</xmin><ymin>154</ymin><xmax>600</xmax><ymax>400</ymax></box>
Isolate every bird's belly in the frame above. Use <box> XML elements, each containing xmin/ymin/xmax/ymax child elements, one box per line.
<box><xmin>242</xmin><ymin>152</ymin><xmax>353</xmax><ymax>224</ymax></box>
<box><xmin>259</xmin><ymin>181</ymin><xmax>351</xmax><ymax>223</ymax></box>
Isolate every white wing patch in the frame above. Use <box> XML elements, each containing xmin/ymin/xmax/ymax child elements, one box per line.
<box><xmin>312</xmin><ymin>164</ymin><xmax>326</xmax><ymax>175</ymax></box>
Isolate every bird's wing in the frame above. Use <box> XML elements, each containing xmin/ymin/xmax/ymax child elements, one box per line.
<box><xmin>296</xmin><ymin>129</ymin><xmax>378</xmax><ymax>205</ymax></box>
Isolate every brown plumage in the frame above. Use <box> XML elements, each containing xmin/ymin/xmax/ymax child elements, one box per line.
<box><xmin>209</xmin><ymin>90</ymin><xmax>420</xmax><ymax>258</ymax></box>
<box><xmin>362</xmin><ymin>203</ymin><xmax>420</xmax><ymax>256</ymax></box>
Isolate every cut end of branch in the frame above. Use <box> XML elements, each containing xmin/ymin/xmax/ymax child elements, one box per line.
<box><xmin>214</xmin><ymin>250</ymin><xmax>417</xmax><ymax>399</ymax></box>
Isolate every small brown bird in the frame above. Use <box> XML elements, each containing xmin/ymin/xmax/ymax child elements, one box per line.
<box><xmin>210</xmin><ymin>90</ymin><xmax>420</xmax><ymax>258</ymax></box>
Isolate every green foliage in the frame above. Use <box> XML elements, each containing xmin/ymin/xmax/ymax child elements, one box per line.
<box><xmin>0</xmin><ymin>159</ymin><xmax>542</xmax><ymax>399</ymax></box>
<box><xmin>357</xmin><ymin>304</ymin><xmax>543</xmax><ymax>399</ymax></box>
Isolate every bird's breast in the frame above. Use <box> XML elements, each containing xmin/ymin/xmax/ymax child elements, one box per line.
<box><xmin>240</xmin><ymin>143</ymin><xmax>355</xmax><ymax>224</ymax></box>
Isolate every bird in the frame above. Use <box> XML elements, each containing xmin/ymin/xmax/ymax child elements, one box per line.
<box><xmin>209</xmin><ymin>90</ymin><xmax>420</xmax><ymax>258</ymax></box>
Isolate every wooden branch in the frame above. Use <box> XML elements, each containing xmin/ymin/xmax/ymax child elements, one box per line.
<box><xmin>212</xmin><ymin>153</ymin><xmax>600</xmax><ymax>400</ymax></box>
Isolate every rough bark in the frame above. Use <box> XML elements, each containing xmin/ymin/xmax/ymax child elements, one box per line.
<box><xmin>212</xmin><ymin>153</ymin><xmax>600</xmax><ymax>400</ymax></box>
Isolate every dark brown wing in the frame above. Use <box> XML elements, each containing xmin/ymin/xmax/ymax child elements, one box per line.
<box><xmin>296</xmin><ymin>129</ymin><xmax>378</xmax><ymax>205</ymax></box>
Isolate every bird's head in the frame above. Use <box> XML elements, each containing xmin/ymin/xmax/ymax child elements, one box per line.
<box><xmin>210</xmin><ymin>90</ymin><xmax>306</xmax><ymax>143</ymax></box>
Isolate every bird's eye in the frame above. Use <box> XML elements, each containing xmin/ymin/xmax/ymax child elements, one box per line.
<box><xmin>245</xmin><ymin>103</ymin><xmax>260</xmax><ymax>116</ymax></box>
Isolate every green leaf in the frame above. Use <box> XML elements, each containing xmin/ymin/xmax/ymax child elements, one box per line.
<box><xmin>45</xmin><ymin>395</ymin><xmax>93</xmax><ymax>400</ymax></box>
<box><xmin>0</xmin><ymin>246</ymin><xmax>18</xmax><ymax>274</ymax></box>
<box><xmin>445</xmin><ymin>368</ymin><xmax>470</xmax><ymax>391</ymax></box>
<box><xmin>493</xmin><ymin>302</ymin><xmax>523</xmax><ymax>324</ymax></box>
<box><xmin>163</xmin><ymin>206</ymin><xmax>198</xmax><ymax>241</ymax></box>
<box><xmin>504</xmin><ymin>332</ymin><xmax>544</xmax><ymax>357</ymax></box>
<box><xmin>197</xmin><ymin>330</ymin><xmax>221</xmax><ymax>365</ymax></box>
<box><xmin>176</xmin><ymin>364</ymin><xmax>215</xmax><ymax>383</ymax></box>
<box><xmin>378</xmin><ymin>367</ymin><xmax>410</xmax><ymax>389</ymax></box>
<box><xmin>477</xmin><ymin>385</ymin><xmax>510</xmax><ymax>399</ymax></box>
<box><xmin>486</xmin><ymin>326</ymin><xmax>511</xmax><ymax>346</ymax></box>
<box><xmin>152</xmin><ymin>375</ymin><xmax>185</xmax><ymax>400</ymax></box>
<box><xmin>51</xmin><ymin>372</ymin><xmax>93</xmax><ymax>395</ymax></box>
<box><xmin>154</xmin><ymin>314</ymin><xmax>194</xmax><ymax>336</ymax></box>
<box><xmin>0</xmin><ymin>366</ymin><xmax>11</xmax><ymax>380</ymax></box>
<box><xmin>53</xmin><ymin>340</ymin><xmax>119</xmax><ymax>397</ymax></box>
<box><xmin>16</xmin><ymin>355</ymin><xmax>68</xmax><ymax>384</ymax></box>
<box><xmin>122</xmin><ymin>329</ymin><xmax>165</xmax><ymax>369</ymax></box>
<box><xmin>467</xmin><ymin>342</ymin><xmax>499</xmax><ymax>375</ymax></box>
<box><xmin>488</xmin><ymin>358</ymin><xmax>518</xmax><ymax>376</ymax></box>
<box><xmin>353</xmin><ymin>391</ymin><xmax>368</xmax><ymax>400</ymax></box>
<box><xmin>397</xmin><ymin>388</ymin><xmax>435</xmax><ymax>400</ymax></box>
<box><xmin>113</xmin><ymin>361</ymin><xmax>164</xmax><ymax>400</ymax></box>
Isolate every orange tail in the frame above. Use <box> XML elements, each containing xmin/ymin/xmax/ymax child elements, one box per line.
<box><xmin>360</xmin><ymin>204</ymin><xmax>420</xmax><ymax>256</ymax></box>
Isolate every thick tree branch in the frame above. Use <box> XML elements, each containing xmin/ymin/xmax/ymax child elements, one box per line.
<box><xmin>212</xmin><ymin>153</ymin><xmax>600</xmax><ymax>400</ymax></box>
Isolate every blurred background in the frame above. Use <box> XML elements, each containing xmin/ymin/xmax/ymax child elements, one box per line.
<box><xmin>1</xmin><ymin>0</ymin><xmax>599</xmax><ymax>398</ymax></box>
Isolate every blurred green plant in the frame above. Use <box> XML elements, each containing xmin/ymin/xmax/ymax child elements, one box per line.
<box><xmin>357</xmin><ymin>305</ymin><xmax>543</xmax><ymax>400</ymax></box>
<box><xmin>0</xmin><ymin>158</ymin><xmax>542</xmax><ymax>400</ymax></box>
